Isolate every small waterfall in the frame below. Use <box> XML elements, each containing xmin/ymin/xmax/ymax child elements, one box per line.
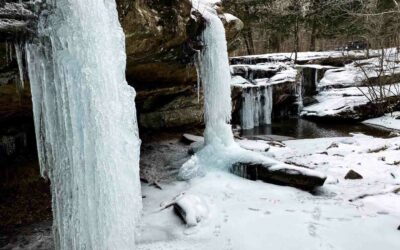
<box><xmin>26</xmin><ymin>0</ymin><xmax>141</xmax><ymax>249</ymax></box>
<box><xmin>240</xmin><ymin>86</ymin><xmax>273</xmax><ymax>130</ymax></box>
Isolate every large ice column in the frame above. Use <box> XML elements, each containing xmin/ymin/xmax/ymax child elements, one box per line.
<box><xmin>26</xmin><ymin>0</ymin><xmax>142</xmax><ymax>249</ymax></box>
<box><xmin>240</xmin><ymin>86</ymin><xmax>273</xmax><ymax>130</ymax></box>
<box><xmin>200</xmin><ymin>7</ymin><xmax>235</xmax><ymax>146</ymax></box>
<box><xmin>179</xmin><ymin>2</ymin><xmax>236</xmax><ymax>180</ymax></box>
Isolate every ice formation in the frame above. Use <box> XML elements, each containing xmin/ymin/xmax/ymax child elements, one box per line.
<box><xmin>179</xmin><ymin>2</ymin><xmax>236</xmax><ymax>179</ymax></box>
<box><xmin>241</xmin><ymin>86</ymin><xmax>273</xmax><ymax>130</ymax></box>
<box><xmin>198</xmin><ymin>6</ymin><xmax>235</xmax><ymax>147</ymax></box>
<box><xmin>26</xmin><ymin>0</ymin><xmax>142</xmax><ymax>249</ymax></box>
<box><xmin>14</xmin><ymin>42</ymin><xmax>25</xmax><ymax>91</ymax></box>
<box><xmin>296</xmin><ymin>74</ymin><xmax>304</xmax><ymax>112</ymax></box>
<box><xmin>179</xmin><ymin>1</ymin><xmax>327</xmax><ymax>182</ymax></box>
<box><xmin>179</xmin><ymin>1</ymin><xmax>279</xmax><ymax>179</ymax></box>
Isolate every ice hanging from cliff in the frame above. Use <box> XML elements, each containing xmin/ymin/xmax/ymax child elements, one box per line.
<box><xmin>199</xmin><ymin>9</ymin><xmax>234</xmax><ymax>146</ymax></box>
<box><xmin>179</xmin><ymin>0</ymin><xmax>315</xmax><ymax>182</ymax></box>
<box><xmin>241</xmin><ymin>86</ymin><xmax>273</xmax><ymax>130</ymax></box>
<box><xmin>26</xmin><ymin>0</ymin><xmax>141</xmax><ymax>249</ymax></box>
<box><xmin>179</xmin><ymin>2</ymin><xmax>236</xmax><ymax>179</ymax></box>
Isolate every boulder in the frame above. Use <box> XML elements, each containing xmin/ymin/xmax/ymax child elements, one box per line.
<box><xmin>181</xmin><ymin>133</ymin><xmax>204</xmax><ymax>145</ymax></box>
<box><xmin>231</xmin><ymin>162</ymin><xmax>327</xmax><ymax>190</ymax></box>
<box><xmin>344</xmin><ymin>170</ymin><xmax>363</xmax><ymax>180</ymax></box>
<box><xmin>172</xmin><ymin>193</ymin><xmax>209</xmax><ymax>226</ymax></box>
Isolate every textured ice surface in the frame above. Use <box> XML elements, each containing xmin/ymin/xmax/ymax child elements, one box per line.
<box><xmin>26</xmin><ymin>0</ymin><xmax>142</xmax><ymax>249</ymax></box>
<box><xmin>179</xmin><ymin>3</ymin><xmax>235</xmax><ymax>179</ymax></box>
<box><xmin>241</xmin><ymin>86</ymin><xmax>273</xmax><ymax>130</ymax></box>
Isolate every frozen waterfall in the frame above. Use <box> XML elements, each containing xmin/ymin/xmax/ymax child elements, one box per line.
<box><xmin>26</xmin><ymin>0</ymin><xmax>142</xmax><ymax>249</ymax></box>
<box><xmin>241</xmin><ymin>86</ymin><xmax>273</xmax><ymax>130</ymax></box>
<box><xmin>200</xmin><ymin>9</ymin><xmax>235</xmax><ymax>146</ymax></box>
<box><xmin>179</xmin><ymin>2</ymin><xmax>236</xmax><ymax>179</ymax></box>
<box><xmin>179</xmin><ymin>0</ymin><xmax>301</xmax><ymax>184</ymax></box>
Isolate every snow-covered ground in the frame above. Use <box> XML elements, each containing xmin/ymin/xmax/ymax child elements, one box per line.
<box><xmin>230</xmin><ymin>62</ymin><xmax>297</xmax><ymax>88</ymax></box>
<box><xmin>319</xmin><ymin>52</ymin><xmax>400</xmax><ymax>88</ymax></box>
<box><xmin>230</xmin><ymin>48</ymin><xmax>400</xmax><ymax>121</ymax></box>
<box><xmin>137</xmin><ymin>134</ymin><xmax>400</xmax><ymax>250</ymax></box>
<box><xmin>301</xmin><ymin>84</ymin><xmax>400</xmax><ymax>118</ymax></box>
<box><xmin>363</xmin><ymin>112</ymin><xmax>400</xmax><ymax>131</ymax></box>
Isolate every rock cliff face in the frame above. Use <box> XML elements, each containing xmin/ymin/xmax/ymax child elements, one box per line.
<box><xmin>0</xmin><ymin>0</ymin><xmax>243</xmax><ymax>131</ymax></box>
<box><xmin>116</xmin><ymin>0</ymin><xmax>243</xmax><ymax>129</ymax></box>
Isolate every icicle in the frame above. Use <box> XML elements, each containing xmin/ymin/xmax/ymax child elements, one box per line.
<box><xmin>14</xmin><ymin>42</ymin><xmax>25</xmax><ymax>91</ymax></box>
<box><xmin>297</xmin><ymin>70</ymin><xmax>304</xmax><ymax>113</ymax></box>
<box><xmin>261</xmin><ymin>86</ymin><xmax>273</xmax><ymax>125</ymax></box>
<box><xmin>254</xmin><ymin>88</ymin><xmax>260</xmax><ymax>125</ymax></box>
<box><xmin>195</xmin><ymin>50</ymin><xmax>202</xmax><ymax>103</ymax></box>
<box><xmin>315</xmin><ymin>68</ymin><xmax>319</xmax><ymax>85</ymax></box>
<box><xmin>9</xmin><ymin>43</ymin><xmax>13</xmax><ymax>64</ymax></box>
<box><xmin>26</xmin><ymin>0</ymin><xmax>142</xmax><ymax>249</ymax></box>
<box><xmin>241</xmin><ymin>88</ymin><xmax>255</xmax><ymax>129</ymax></box>
<box><xmin>240</xmin><ymin>85</ymin><xmax>273</xmax><ymax>130</ymax></box>
<box><xmin>5</xmin><ymin>42</ymin><xmax>9</xmax><ymax>66</ymax></box>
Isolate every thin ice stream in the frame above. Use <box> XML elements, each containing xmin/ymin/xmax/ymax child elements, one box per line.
<box><xmin>26</xmin><ymin>0</ymin><xmax>142</xmax><ymax>249</ymax></box>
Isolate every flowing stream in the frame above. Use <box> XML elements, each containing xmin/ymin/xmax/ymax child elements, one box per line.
<box><xmin>26</xmin><ymin>0</ymin><xmax>141</xmax><ymax>249</ymax></box>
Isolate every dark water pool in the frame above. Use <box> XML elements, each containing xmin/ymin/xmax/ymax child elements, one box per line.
<box><xmin>241</xmin><ymin>118</ymin><xmax>393</xmax><ymax>139</ymax></box>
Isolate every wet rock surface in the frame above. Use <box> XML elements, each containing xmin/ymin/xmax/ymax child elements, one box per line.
<box><xmin>231</xmin><ymin>162</ymin><xmax>327</xmax><ymax>190</ymax></box>
<box><xmin>344</xmin><ymin>170</ymin><xmax>363</xmax><ymax>180</ymax></box>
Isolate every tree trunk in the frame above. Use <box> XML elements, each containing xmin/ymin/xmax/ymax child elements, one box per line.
<box><xmin>243</xmin><ymin>28</ymin><xmax>255</xmax><ymax>55</ymax></box>
<box><xmin>309</xmin><ymin>17</ymin><xmax>317</xmax><ymax>51</ymax></box>
<box><xmin>294</xmin><ymin>17</ymin><xmax>299</xmax><ymax>63</ymax></box>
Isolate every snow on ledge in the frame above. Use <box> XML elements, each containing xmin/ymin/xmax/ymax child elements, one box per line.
<box><xmin>363</xmin><ymin>112</ymin><xmax>400</xmax><ymax>131</ymax></box>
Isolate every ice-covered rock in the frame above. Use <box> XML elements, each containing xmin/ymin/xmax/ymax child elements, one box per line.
<box><xmin>345</xmin><ymin>170</ymin><xmax>363</xmax><ymax>180</ymax></box>
<box><xmin>172</xmin><ymin>193</ymin><xmax>209</xmax><ymax>226</ymax></box>
<box><xmin>231</xmin><ymin>161</ymin><xmax>327</xmax><ymax>190</ymax></box>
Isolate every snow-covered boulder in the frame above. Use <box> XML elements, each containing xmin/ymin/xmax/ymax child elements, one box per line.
<box><xmin>172</xmin><ymin>193</ymin><xmax>209</xmax><ymax>227</ymax></box>
<box><xmin>231</xmin><ymin>161</ymin><xmax>327</xmax><ymax>190</ymax></box>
